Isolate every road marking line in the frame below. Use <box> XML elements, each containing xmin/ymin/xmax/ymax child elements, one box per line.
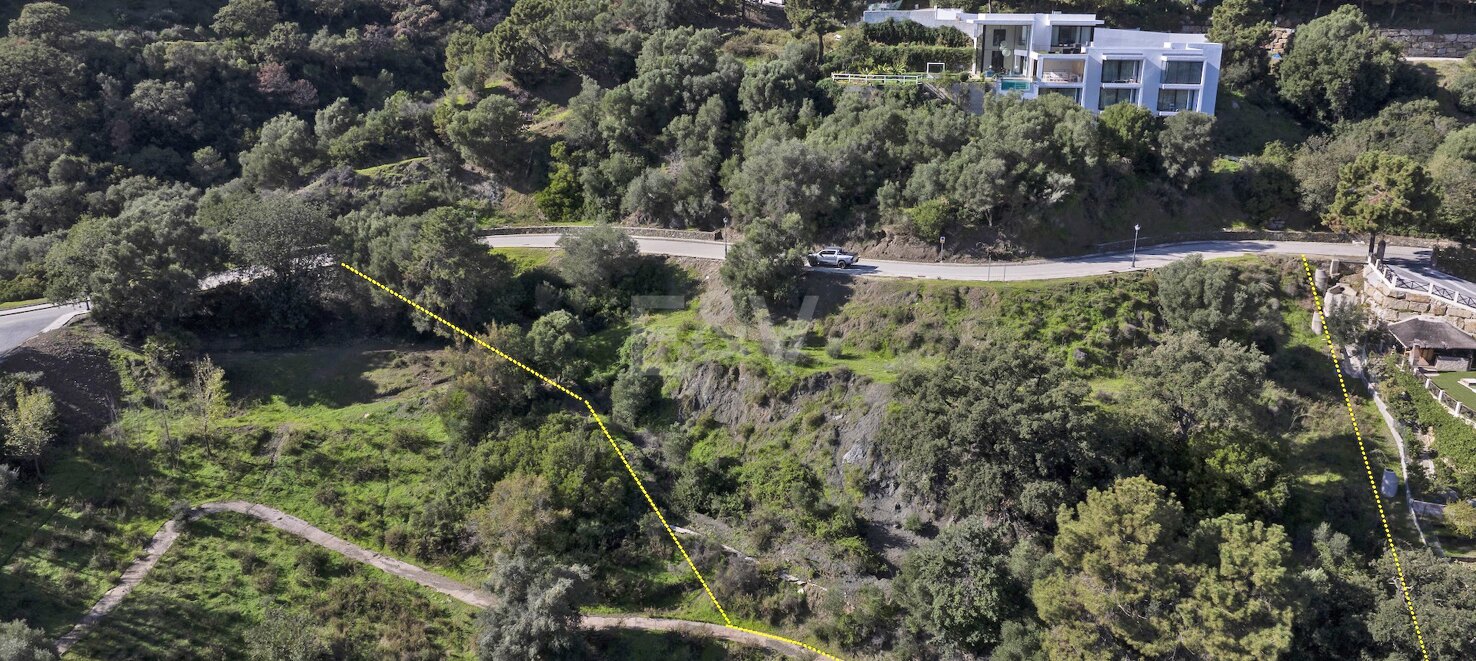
<box><xmin>1300</xmin><ymin>255</ymin><xmax>1429</xmax><ymax>661</ymax></box>
<box><xmin>338</xmin><ymin>263</ymin><xmax>845</xmax><ymax>661</ymax></box>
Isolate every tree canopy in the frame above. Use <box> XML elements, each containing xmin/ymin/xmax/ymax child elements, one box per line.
<box><xmin>1278</xmin><ymin>6</ymin><xmax>1402</xmax><ymax>125</ymax></box>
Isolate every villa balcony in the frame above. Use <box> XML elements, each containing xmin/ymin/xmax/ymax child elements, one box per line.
<box><xmin>1039</xmin><ymin>60</ymin><xmax>1085</xmax><ymax>85</ymax></box>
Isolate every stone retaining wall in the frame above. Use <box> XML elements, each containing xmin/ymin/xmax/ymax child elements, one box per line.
<box><xmin>1377</xmin><ymin>28</ymin><xmax>1476</xmax><ymax>58</ymax></box>
<box><xmin>477</xmin><ymin>226</ymin><xmax>720</xmax><ymax>241</ymax></box>
<box><xmin>1360</xmin><ymin>265</ymin><xmax>1476</xmax><ymax>334</ymax></box>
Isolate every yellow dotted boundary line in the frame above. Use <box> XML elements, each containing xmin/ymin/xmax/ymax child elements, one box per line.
<box><xmin>339</xmin><ymin>263</ymin><xmax>844</xmax><ymax>661</ymax></box>
<box><xmin>1299</xmin><ymin>255</ymin><xmax>1430</xmax><ymax>661</ymax></box>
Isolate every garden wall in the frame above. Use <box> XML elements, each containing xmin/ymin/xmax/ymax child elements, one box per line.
<box><xmin>1376</xmin><ymin>29</ymin><xmax>1476</xmax><ymax>58</ymax></box>
<box><xmin>1359</xmin><ymin>265</ymin><xmax>1476</xmax><ymax>334</ymax></box>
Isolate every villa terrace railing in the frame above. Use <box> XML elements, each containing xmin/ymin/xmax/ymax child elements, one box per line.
<box><xmin>1367</xmin><ymin>254</ymin><xmax>1476</xmax><ymax>313</ymax></box>
<box><xmin>830</xmin><ymin>72</ymin><xmax>928</xmax><ymax>85</ymax></box>
<box><xmin>1414</xmin><ymin>369</ymin><xmax>1476</xmax><ymax>426</ymax></box>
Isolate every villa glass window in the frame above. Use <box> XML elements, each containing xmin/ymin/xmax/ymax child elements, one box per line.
<box><xmin>1101</xmin><ymin>60</ymin><xmax>1140</xmax><ymax>84</ymax></box>
<box><xmin>1163</xmin><ymin>60</ymin><xmax>1204</xmax><ymax>85</ymax></box>
<box><xmin>1098</xmin><ymin>87</ymin><xmax>1138</xmax><ymax>109</ymax></box>
<box><xmin>1157</xmin><ymin>89</ymin><xmax>1198</xmax><ymax>112</ymax></box>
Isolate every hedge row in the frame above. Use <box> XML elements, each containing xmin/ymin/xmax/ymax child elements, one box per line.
<box><xmin>867</xmin><ymin>45</ymin><xmax>974</xmax><ymax>73</ymax></box>
<box><xmin>863</xmin><ymin>19</ymin><xmax>972</xmax><ymax>47</ymax></box>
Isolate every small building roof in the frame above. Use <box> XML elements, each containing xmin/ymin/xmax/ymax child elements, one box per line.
<box><xmin>1388</xmin><ymin>318</ymin><xmax>1476</xmax><ymax>350</ymax></box>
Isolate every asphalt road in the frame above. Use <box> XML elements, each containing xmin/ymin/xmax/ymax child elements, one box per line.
<box><xmin>483</xmin><ymin>235</ymin><xmax>1427</xmax><ymax>281</ymax></box>
<box><xmin>0</xmin><ymin>303</ymin><xmax>88</xmax><ymax>356</ymax></box>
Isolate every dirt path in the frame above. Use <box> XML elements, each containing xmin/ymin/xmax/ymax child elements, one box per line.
<box><xmin>54</xmin><ymin>501</ymin><xmax>823</xmax><ymax>659</ymax></box>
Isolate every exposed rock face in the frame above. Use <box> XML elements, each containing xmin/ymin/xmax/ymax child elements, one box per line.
<box><xmin>671</xmin><ymin>361</ymin><xmax>892</xmax><ymax>483</ymax></box>
<box><xmin>669</xmin><ymin>360</ymin><xmax>930</xmax><ymax>567</ymax></box>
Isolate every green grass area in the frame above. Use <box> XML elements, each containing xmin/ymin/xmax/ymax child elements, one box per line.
<box><xmin>1213</xmin><ymin>90</ymin><xmax>1309</xmax><ymax>157</ymax></box>
<box><xmin>0</xmin><ymin>336</ymin><xmax>491</xmax><ymax>639</ymax></box>
<box><xmin>637</xmin><ymin>304</ymin><xmax>921</xmax><ymax>389</ymax></box>
<box><xmin>1430</xmin><ymin>371</ymin><xmax>1476</xmax><ymax>412</ymax></box>
<box><xmin>0</xmin><ymin>298</ymin><xmax>45</xmax><ymax>311</ymax></box>
<box><xmin>353</xmin><ymin>156</ymin><xmax>429</xmax><ymax>177</ymax></box>
<box><xmin>493</xmin><ymin>247</ymin><xmax>556</xmax><ymax>273</ymax></box>
<box><xmin>1429</xmin><ymin>519</ymin><xmax>1476</xmax><ymax>559</ymax></box>
<box><xmin>1274</xmin><ymin>305</ymin><xmax>1426</xmax><ymax>549</ymax></box>
<box><xmin>65</xmin><ymin>513</ymin><xmax>476</xmax><ymax>659</ymax></box>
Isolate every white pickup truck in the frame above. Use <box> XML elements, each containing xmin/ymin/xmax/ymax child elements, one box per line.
<box><xmin>806</xmin><ymin>246</ymin><xmax>859</xmax><ymax>268</ymax></box>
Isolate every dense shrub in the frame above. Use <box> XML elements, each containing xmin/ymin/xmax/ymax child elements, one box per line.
<box><xmin>862</xmin><ymin>19</ymin><xmax>970</xmax><ymax>47</ymax></box>
<box><xmin>868</xmin><ymin>45</ymin><xmax>974</xmax><ymax>73</ymax></box>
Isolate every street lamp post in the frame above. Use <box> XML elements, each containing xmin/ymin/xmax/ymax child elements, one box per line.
<box><xmin>723</xmin><ymin>218</ymin><xmax>730</xmax><ymax>258</ymax></box>
<box><xmin>939</xmin><ymin>235</ymin><xmax>946</xmax><ymax>262</ymax></box>
<box><xmin>1131</xmin><ymin>224</ymin><xmax>1141</xmax><ymax>269</ymax></box>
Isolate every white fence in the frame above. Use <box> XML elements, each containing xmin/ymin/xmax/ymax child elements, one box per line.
<box><xmin>1368</xmin><ymin>255</ymin><xmax>1476</xmax><ymax>313</ymax></box>
<box><xmin>829</xmin><ymin>72</ymin><xmax>927</xmax><ymax>85</ymax></box>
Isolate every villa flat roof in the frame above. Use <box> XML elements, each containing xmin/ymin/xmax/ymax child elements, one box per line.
<box><xmin>1094</xmin><ymin>27</ymin><xmax>1209</xmax><ymax>47</ymax></box>
<box><xmin>881</xmin><ymin>9</ymin><xmax>1103</xmax><ymax>26</ymax></box>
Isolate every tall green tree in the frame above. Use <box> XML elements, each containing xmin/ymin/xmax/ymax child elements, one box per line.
<box><xmin>46</xmin><ymin>185</ymin><xmax>217</xmax><ymax>336</ymax></box>
<box><xmin>1157</xmin><ymin>111</ymin><xmax>1215</xmax><ymax>189</ymax></box>
<box><xmin>894</xmin><ymin>517</ymin><xmax>1027</xmax><ymax>656</ymax></box>
<box><xmin>403</xmin><ymin>208</ymin><xmax>516</xmax><ymax>336</ymax></box>
<box><xmin>1033</xmin><ymin>477</ymin><xmax>1296</xmax><ymax>660</ymax></box>
<box><xmin>1128</xmin><ymin>331</ymin><xmax>1268</xmax><ymax>438</ymax></box>
<box><xmin>1177</xmin><ymin>515</ymin><xmax>1296</xmax><ymax>659</ymax></box>
<box><xmin>1207</xmin><ymin>0</ymin><xmax>1272</xmax><ymax>89</ymax></box>
<box><xmin>7</xmin><ymin>2</ymin><xmax>74</xmax><ymax>44</ymax></box>
<box><xmin>239</xmin><ymin>113</ymin><xmax>319</xmax><ymax>189</ymax></box>
<box><xmin>1097</xmin><ymin>102</ymin><xmax>1155</xmax><ymax>167</ymax></box>
<box><xmin>1033</xmin><ymin>477</ymin><xmax>1189</xmax><ymax>658</ymax></box>
<box><xmin>1431</xmin><ymin>127</ymin><xmax>1476</xmax><ymax>245</ymax></box>
<box><xmin>881</xmin><ymin>335</ymin><xmax>1106</xmax><ymax>524</ymax></box>
<box><xmin>1369</xmin><ymin>549</ymin><xmax>1476</xmax><ymax>659</ymax></box>
<box><xmin>476</xmin><ymin>551</ymin><xmax>592</xmax><ymax>661</ymax></box>
<box><xmin>719</xmin><ymin>214</ymin><xmax>807</xmax><ymax>321</ymax></box>
<box><xmin>212</xmin><ymin>0</ymin><xmax>279</xmax><ymax>39</ymax></box>
<box><xmin>1</xmin><ymin>384</ymin><xmax>56</xmax><ymax>474</ymax></box>
<box><xmin>219</xmin><ymin>192</ymin><xmax>334</xmax><ymax>331</ymax></box>
<box><xmin>536</xmin><ymin>142</ymin><xmax>583</xmax><ymax>223</ymax></box>
<box><xmin>1277</xmin><ymin>6</ymin><xmax>1402</xmax><ymax>125</ymax></box>
<box><xmin>784</xmin><ymin>0</ymin><xmax>857</xmax><ymax>63</ymax></box>
<box><xmin>1326</xmin><ymin>151</ymin><xmax>1438</xmax><ymax>254</ymax></box>
<box><xmin>437</xmin><ymin>95</ymin><xmax>527</xmax><ymax>175</ymax></box>
<box><xmin>1154</xmin><ymin>254</ymin><xmax>1272</xmax><ymax>342</ymax></box>
<box><xmin>556</xmin><ymin>224</ymin><xmax>640</xmax><ymax>310</ymax></box>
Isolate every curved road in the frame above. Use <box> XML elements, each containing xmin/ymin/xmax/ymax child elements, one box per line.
<box><xmin>55</xmin><ymin>501</ymin><xmax>828</xmax><ymax>659</ymax></box>
<box><xmin>482</xmin><ymin>235</ymin><xmax>1426</xmax><ymax>281</ymax></box>
<box><xmin>0</xmin><ymin>303</ymin><xmax>89</xmax><ymax>356</ymax></box>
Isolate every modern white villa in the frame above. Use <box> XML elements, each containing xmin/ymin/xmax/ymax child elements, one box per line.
<box><xmin>861</xmin><ymin>8</ymin><xmax>1222</xmax><ymax>116</ymax></box>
